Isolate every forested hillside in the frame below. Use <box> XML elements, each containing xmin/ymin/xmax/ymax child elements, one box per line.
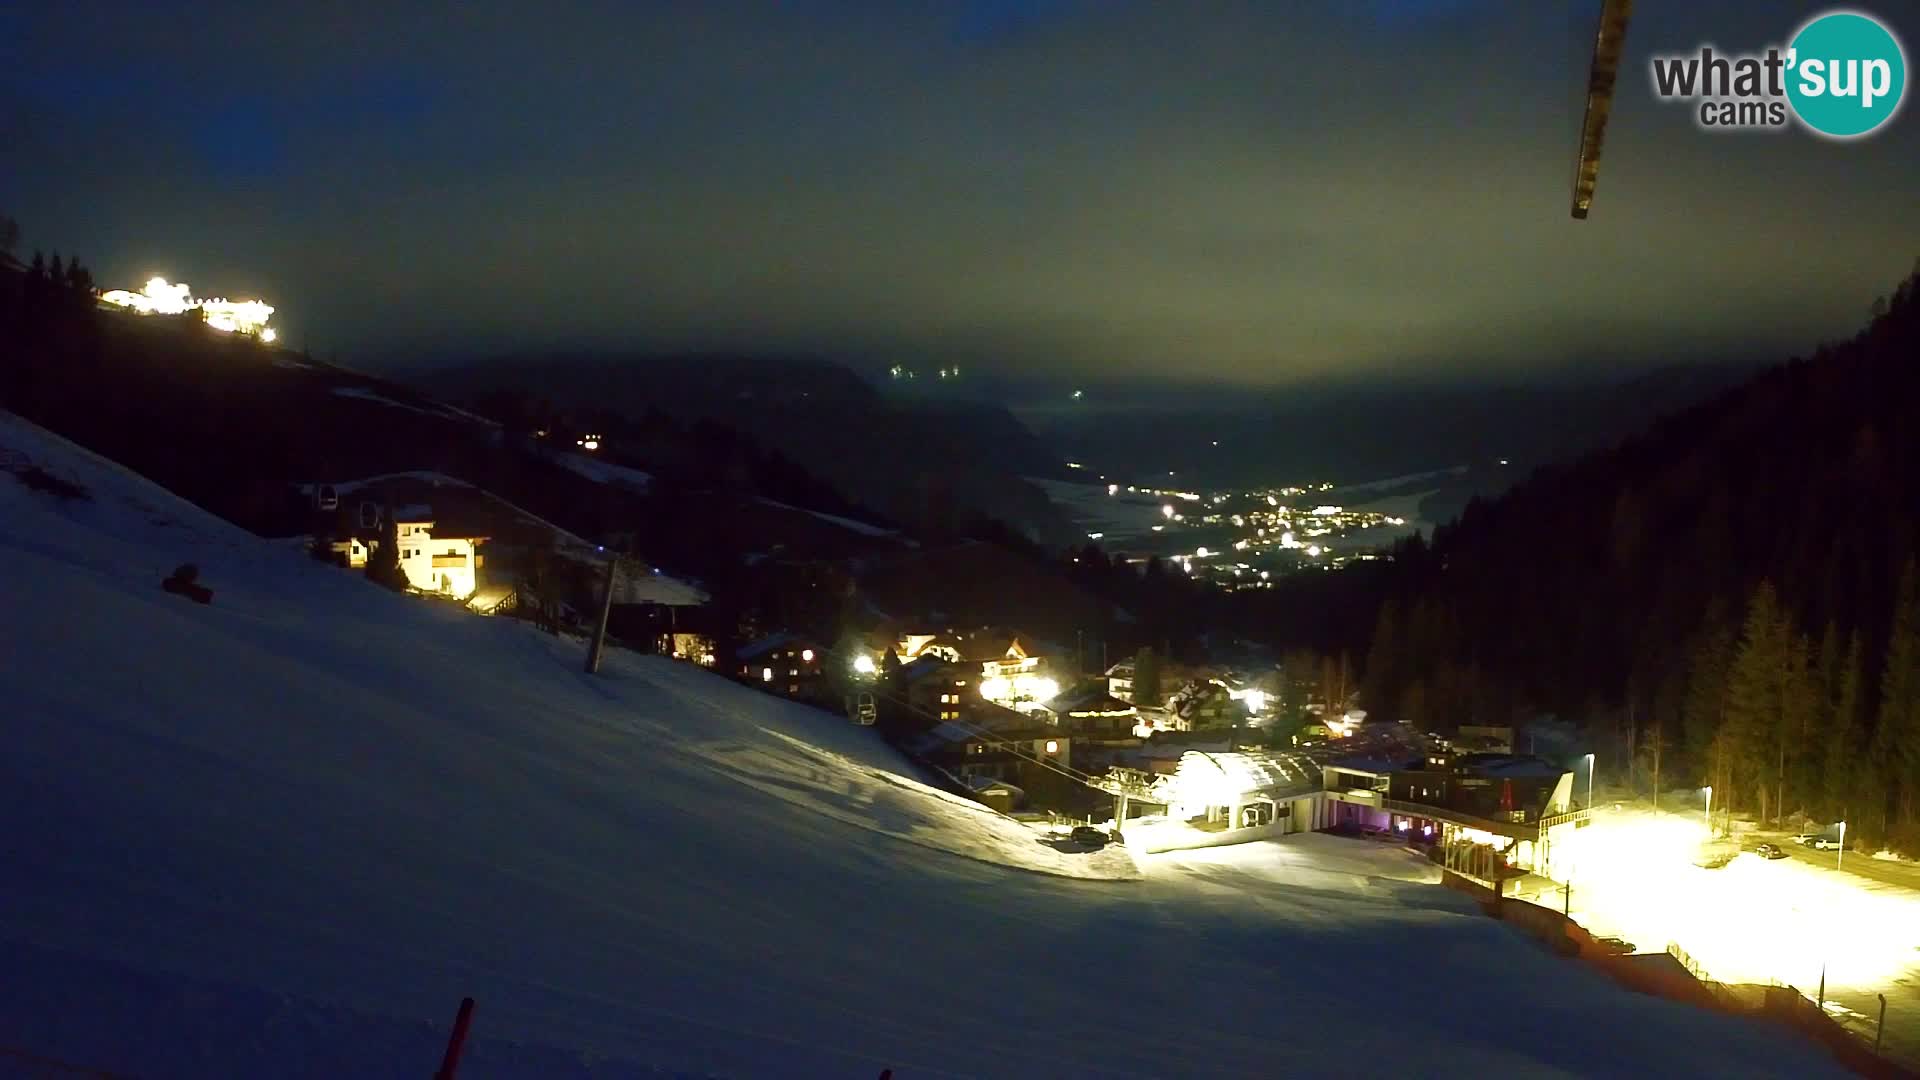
<box><xmin>1357</xmin><ymin>259</ymin><xmax>1920</xmax><ymax>852</ymax></box>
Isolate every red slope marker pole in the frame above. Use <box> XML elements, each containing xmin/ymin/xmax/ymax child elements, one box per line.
<box><xmin>434</xmin><ymin>997</ymin><xmax>475</xmax><ymax>1080</ymax></box>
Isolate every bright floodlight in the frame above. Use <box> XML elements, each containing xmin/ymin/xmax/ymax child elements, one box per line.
<box><xmin>853</xmin><ymin>654</ymin><xmax>876</xmax><ymax>675</ymax></box>
<box><xmin>99</xmin><ymin>277</ymin><xmax>277</xmax><ymax>340</ymax></box>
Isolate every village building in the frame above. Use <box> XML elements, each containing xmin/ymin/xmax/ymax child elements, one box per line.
<box><xmin>737</xmin><ymin>633</ymin><xmax>825</xmax><ymax>701</ymax></box>
<box><xmin>881</xmin><ymin>627</ymin><xmax>1065</xmax><ymax>712</ymax></box>
<box><xmin>1165</xmin><ymin>679</ymin><xmax>1251</xmax><ymax>731</ymax></box>
<box><xmin>1037</xmin><ymin>684</ymin><xmax>1139</xmax><ymax>741</ymax></box>
<box><xmin>1153</xmin><ymin>749</ymin><xmax>1329</xmax><ymax>835</ymax></box>
<box><xmin>1321</xmin><ymin>751</ymin><xmax>1582</xmax><ymax>879</ymax></box>
<box><xmin>324</xmin><ymin>500</ymin><xmax>488</xmax><ymax>599</ymax></box>
<box><xmin>1104</xmin><ymin>661</ymin><xmax>1135</xmax><ymax>702</ymax></box>
<box><xmin>906</xmin><ymin>714</ymin><xmax>1074</xmax><ymax>788</ymax></box>
<box><xmin>898</xmin><ymin>656</ymin><xmax>977</xmax><ymax>724</ymax></box>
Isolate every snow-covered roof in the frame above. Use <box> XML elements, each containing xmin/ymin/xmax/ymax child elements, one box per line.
<box><xmin>737</xmin><ymin>632</ymin><xmax>813</xmax><ymax>661</ymax></box>
<box><xmin>1164</xmin><ymin>750</ymin><xmax>1307</xmax><ymax>803</ymax></box>
<box><xmin>1326</xmin><ymin>755</ymin><xmax>1414</xmax><ymax>777</ymax></box>
<box><xmin>1046</xmin><ymin>685</ymin><xmax>1135</xmax><ymax>716</ymax></box>
<box><xmin>965</xmin><ymin>775</ymin><xmax>1023</xmax><ymax>796</ymax></box>
<box><xmin>1457</xmin><ymin>754</ymin><xmax>1569</xmax><ymax>780</ymax></box>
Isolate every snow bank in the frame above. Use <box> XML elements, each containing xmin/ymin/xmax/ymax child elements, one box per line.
<box><xmin>551</xmin><ymin>452</ymin><xmax>653</xmax><ymax>494</ymax></box>
<box><xmin>0</xmin><ymin>411</ymin><xmax>1849</xmax><ymax>1078</ymax></box>
<box><xmin>755</xmin><ymin>497</ymin><xmax>902</xmax><ymax>541</ymax></box>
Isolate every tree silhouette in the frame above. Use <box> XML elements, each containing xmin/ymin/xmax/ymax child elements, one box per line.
<box><xmin>1132</xmin><ymin>646</ymin><xmax>1162</xmax><ymax>707</ymax></box>
<box><xmin>1876</xmin><ymin>562</ymin><xmax>1920</xmax><ymax>836</ymax></box>
<box><xmin>365</xmin><ymin>503</ymin><xmax>408</xmax><ymax>591</ymax></box>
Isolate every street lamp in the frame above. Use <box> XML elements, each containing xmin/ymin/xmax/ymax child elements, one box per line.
<box><xmin>1837</xmin><ymin>820</ymin><xmax>1847</xmax><ymax>871</ymax></box>
<box><xmin>1703</xmin><ymin>785</ymin><xmax>1713</xmax><ymax>838</ymax></box>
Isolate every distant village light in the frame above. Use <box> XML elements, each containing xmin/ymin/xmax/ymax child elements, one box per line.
<box><xmin>801</xmin><ymin>648</ymin><xmax>815</xmax><ymax>663</ymax></box>
<box><xmin>762</xmin><ymin>667</ymin><xmax>774</xmax><ymax>683</ymax></box>
<box><xmin>1107</xmin><ymin>484</ymin><xmax>1118</xmax><ymax>495</ymax></box>
<box><xmin>853</xmin><ymin>654</ymin><xmax>876</xmax><ymax>675</ymax></box>
<box><xmin>1162</xmin><ymin>505</ymin><xmax>1175</xmax><ymax>519</ymax></box>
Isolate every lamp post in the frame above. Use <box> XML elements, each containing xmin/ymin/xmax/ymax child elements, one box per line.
<box><xmin>1703</xmin><ymin>785</ymin><xmax>1713</xmax><ymax>838</ymax></box>
<box><xmin>1837</xmin><ymin>821</ymin><xmax>1846</xmax><ymax>871</ymax></box>
<box><xmin>1584</xmin><ymin>752</ymin><xmax>1596</xmax><ymax>811</ymax></box>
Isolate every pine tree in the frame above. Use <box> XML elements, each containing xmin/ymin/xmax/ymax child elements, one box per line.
<box><xmin>24</xmin><ymin>251</ymin><xmax>46</xmax><ymax>315</ymax></box>
<box><xmin>1723</xmin><ymin>581</ymin><xmax>1798</xmax><ymax>823</ymax></box>
<box><xmin>1133</xmin><ymin>646</ymin><xmax>1163</xmax><ymax>707</ymax></box>
<box><xmin>1825</xmin><ymin>632</ymin><xmax>1866</xmax><ymax>823</ymax></box>
<box><xmin>365</xmin><ymin>503</ymin><xmax>408</xmax><ymax>591</ymax></box>
<box><xmin>1878</xmin><ymin>561</ymin><xmax>1920</xmax><ymax>827</ymax></box>
<box><xmin>1364</xmin><ymin>600</ymin><xmax>1402</xmax><ymax>714</ymax></box>
<box><xmin>1682</xmin><ymin>614</ymin><xmax>1734</xmax><ymax>783</ymax></box>
<box><xmin>1807</xmin><ymin>620</ymin><xmax>1843</xmax><ymax>814</ymax></box>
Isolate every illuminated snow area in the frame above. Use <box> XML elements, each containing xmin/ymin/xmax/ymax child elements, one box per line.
<box><xmin>1516</xmin><ymin>804</ymin><xmax>1920</xmax><ymax>1058</ymax></box>
<box><xmin>0</xmin><ymin>412</ymin><xmax>1848</xmax><ymax>1077</ymax></box>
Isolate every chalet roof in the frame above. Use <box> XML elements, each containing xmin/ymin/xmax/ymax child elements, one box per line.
<box><xmin>1326</xmin><ymin>755</ymin><xmax>1418</xmax><ymax>777</ymax></box>
<box><xmin>737</xmin><ymin>632</ymin><xmax>817</xmax><ymax>661</ymax></box>
<box><xmin>965</xmin><ymin>776</ymin><xmax>1024</xmax><ymax>797</ymax></box>
<box><xmin>899</xmin><ymin>655</ymin><xmax>966</xmax><ymax>684</ymax></box>
<box><xmin>1046</xmin><ymin>684</ymin><xmax>1136</xmax><ymax>717</ymax></box>
<box><xmin>1457</xmin><ymin>753</ymin><xmax>1569</xmax><ymax>780</ymax></box>
<box><xmin>903</xmin><ymin>719</ymin><xmax>1064</xmax><ymax>755</ymax></box>
<box><xmin>1167</xmin><ymin>680</ymin><xmax>1239</xmax><ymax>718</ymax></box>
<box><xmin>1164</xmin><ymin>749</ymin><xmax>1306</xmax><ymax>802</ymax></box>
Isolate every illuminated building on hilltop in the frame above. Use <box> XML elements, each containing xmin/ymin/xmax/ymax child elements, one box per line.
<box><xmin>99</xmin><ymin>277</ymin><xmax>278</xmax><ymax>342</ymax></box>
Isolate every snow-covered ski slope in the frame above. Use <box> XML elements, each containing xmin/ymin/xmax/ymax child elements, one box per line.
<box><xmin>0</xmin><ymin>412</ymin><xmax>1843</xmax><ymax>1078</ymax></box>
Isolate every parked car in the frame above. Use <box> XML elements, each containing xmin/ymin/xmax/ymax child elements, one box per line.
<box><xmin>1810</xmin><ymin>837</ymin><xmax>1840</xmax><ymax>850</ymax></box>
<box><xmin>1790</xmin><ymin>834</ymin><xmax>1818</xmax><ymax>846</ymax></box>
<box><xmin>1755</xmin><ymin>843</ymin><xmax>1788</xmax><ymax>860</ymax></box>
<box><xmin>1594</xmin><ymin>937</ymin><xmax>1636</xmax><ymax>955</ymax></box>
<box><xmin>1069</xmin><ymin>826</ymin><xmax>1109</xmax><ymax>848</ymax></box>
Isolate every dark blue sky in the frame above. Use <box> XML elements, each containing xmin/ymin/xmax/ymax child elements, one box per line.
<box><xmin>2</xmin><ymin>1</ymin><xmax>1916</xmax><ymax>381</ymax></box>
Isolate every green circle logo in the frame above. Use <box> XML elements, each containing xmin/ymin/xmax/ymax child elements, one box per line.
<box><xmin>1786</xmin><ymin>11</ymin><xmax>1907</xmax><ymax>138</ymax></box>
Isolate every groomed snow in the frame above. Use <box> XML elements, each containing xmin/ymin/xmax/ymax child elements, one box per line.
<box><xmin>550</xmin><ymin>451</ymin><xmax>653</xmax><ymax>494</ymax></box>
<box><xmin>0</xmin><ymin>412</ymin><xmax>1847</xmax><ymax>1078</ymax></box>
<box><xmin>755</xmin><ymin>497</ymin><xmax>903</xmax><ymax>541</ymax></box>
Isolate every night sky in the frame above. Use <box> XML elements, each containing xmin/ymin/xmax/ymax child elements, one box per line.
<box><xmin>3</xmin><ymin>1</ymin><xmax>1916</xmax><ymax>383</ymax></box>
